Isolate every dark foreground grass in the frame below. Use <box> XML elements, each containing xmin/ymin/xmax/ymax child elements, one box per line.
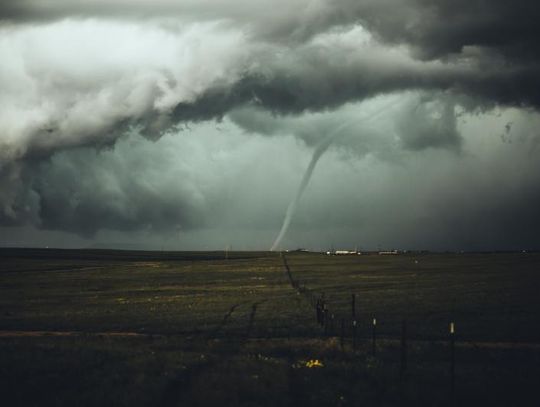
<box><xmin>1</xmin><ymin>248</ymin><xmax>539</xmax><ymax>406</ymax></box>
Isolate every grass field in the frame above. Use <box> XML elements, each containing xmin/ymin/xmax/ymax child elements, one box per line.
<box><xmin>1</xmin><ymin>248</ymin><xmax>539</xmax><ymax>406</ymax></box>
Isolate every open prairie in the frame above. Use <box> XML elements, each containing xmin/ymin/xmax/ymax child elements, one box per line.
<box><xmin>1</xmin><ymin>249</ymin><xmax>539</xmax><ymax>406</ymax></box>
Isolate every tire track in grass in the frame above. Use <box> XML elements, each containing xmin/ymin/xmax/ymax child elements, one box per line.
<box><xmin>159</xmin><ymin>299</ymin><xmax>267</xmax><ymax>406</ymax></box>
<box><xmin>208</xmin><ymin>302</ymin><xmax>244</xmax><ymax>338</ymax></box>
<box><xmin>160</xmin><ymin>258</ymin><xmax>293</xmax><ymax>405</ymax></box>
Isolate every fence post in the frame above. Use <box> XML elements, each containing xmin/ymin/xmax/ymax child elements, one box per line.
<box><xmin>351</xmin><ymin>294</ymin><xmax>356</xmax><ymax>319</ymax></box>
<box><xmin>352</xmin><ymin>320</ymin><xmax>357</xmax><ymax>350</ymax></box>
<box><xmin>400</xmin><ymin>319</ymin><xmax>407</xmax><ymax>380</ymax></box>
<box><xmin>372</xmin><ymin>317</ymin><xmax>377</xmax><ymax>356</ymax></box>
<box><xmin>450</xmin><ymin>322</ymin><xmax>456</xmax><ymax>403</ymax></box>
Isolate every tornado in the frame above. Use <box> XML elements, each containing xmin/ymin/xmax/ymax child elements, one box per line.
<box><xmin>270</xmin><ymin>134</ymin><xmax>335</xmax><ymax>251</ymax></box>
<box><xmin>270</xmin><ymin>97</ymin><xmax>402</xmax><ymax>251</ymax></box>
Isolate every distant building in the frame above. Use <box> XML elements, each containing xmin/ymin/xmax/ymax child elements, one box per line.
<box><xmin>378</xmin><ymin>250</ymin><xmax>399</xmax><ymax>255</ymax></box>
<box><xmin>328</xmin><ymin>250</ymin><xmax>362</xmax><ymax>255</ymax></box>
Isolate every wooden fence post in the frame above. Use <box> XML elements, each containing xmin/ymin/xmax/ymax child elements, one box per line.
<box><xmin>352</xmin><ymin>320</ymin><xmax>357</xmax><ymax>350</ymax></box>
<box><xmin>450</xmin><ymin>321</ymin><xmax>456</xmax><ymax>403</ymax></box>
<box><xmin>372</xmin><ymin>318</ymin><xmax>377</xmax><ymax>356</ymax></box>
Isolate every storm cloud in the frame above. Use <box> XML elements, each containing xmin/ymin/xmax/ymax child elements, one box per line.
<box><xmin>1</xmin><ymin>1</ymin><xmax>540</xmax><ymax>250</ymax></box>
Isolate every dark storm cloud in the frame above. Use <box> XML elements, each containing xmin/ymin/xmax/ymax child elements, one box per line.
<box><xmin>171</xmin><ymin>55</ymin><xmax>453</xmax><ymax>121</ymax></box>
<box><xmin>394</xmin><ymin>95</ymin><xmax>462</xmax><ymax>151</ymax></box>
<box><xmin>227</xmin><ymin>92</ymin><xmax>464</xmax><ymax>153</ymax></box>
<box><xmin>0</xmin><ymin>0</ymin><xmax>351</xmax><ymax>43</ymax></box>
<box><xmin>3</xmin><ymin>101</ymin><xmax>540</xmax><ymax>250</ymax></box>
<box><xmin>3</xmin><ymin>132</ymin><xmax>211</xmax><ymax>236</ymax></box>
<box><xmin>0</xmin><ymin>126</ymin><xmax>307</xmax><ymax>236</ymax></box>
<box><xmin>352</xmin><ymin>0</ymin><xmax>540</xmax><ymax>60</ymax></box>
<box><xmin>3</xmin><ymin>0</ymin><xmax>540</xmax><ymax>61</ymax></box>
<box><xmin>2</xmin><ymin>1</ymin><xmax>540</xmax><ymax>248</ymax></box>
<box><xmin>2</xmin><ymin>3</ymin><xmax>540</xmax><ymax>167</ymax></box>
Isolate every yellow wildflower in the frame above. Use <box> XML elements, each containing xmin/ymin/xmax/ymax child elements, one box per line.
<box><xmin>305</xmin><ymin>359</ymin><xmax>324</xmax><ymax>368</ymax></box>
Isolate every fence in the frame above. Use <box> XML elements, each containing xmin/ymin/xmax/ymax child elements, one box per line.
<box><xmin>281</xmin><ymin>253</ymin><xmax>457</xmax><ymax>399</ymax></box>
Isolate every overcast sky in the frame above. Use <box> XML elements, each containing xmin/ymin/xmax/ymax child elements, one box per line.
<box><xmin>1</xmin><ymin>0</ymin><xmax>540</xmax><ymax>251</ymax></box>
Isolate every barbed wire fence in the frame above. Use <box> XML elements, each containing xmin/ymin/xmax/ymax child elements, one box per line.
<box><xmin>281</xmin><ymin>253</ymin><xmax>458</xmax><ymax>399</ymax></box>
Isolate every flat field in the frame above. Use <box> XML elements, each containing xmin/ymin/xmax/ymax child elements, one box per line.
<box><xmin>1</xmin><ymin>249</ymin><xmax>539</xmax><ymax>406</ymax></box>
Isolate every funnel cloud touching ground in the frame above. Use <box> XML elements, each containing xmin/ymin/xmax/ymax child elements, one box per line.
<box><xmin>1</xmin><ymin>1</ymin><xmax>540</xmax><ymax>250</ymax></box>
